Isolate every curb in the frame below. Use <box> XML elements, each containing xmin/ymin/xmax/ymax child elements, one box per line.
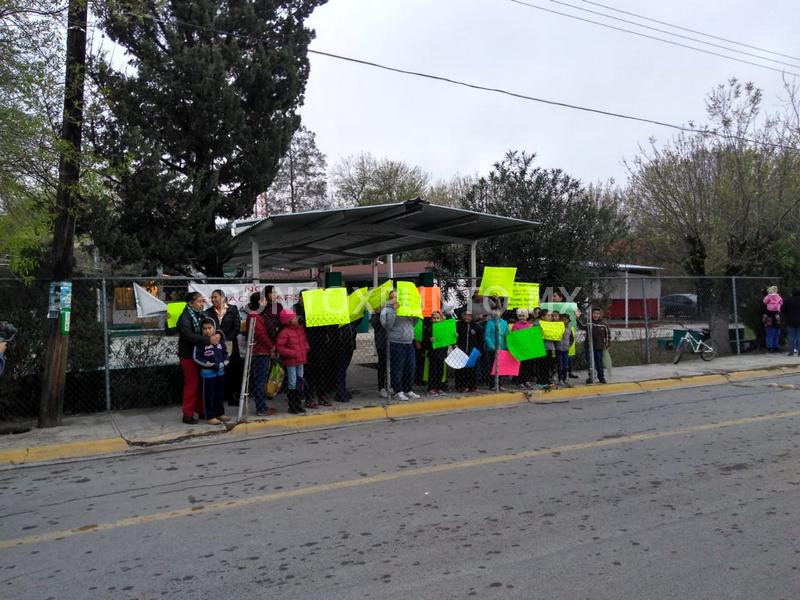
<box><xmin>2</xmin><ymin>364</ymin><xmax>798</xmax><ymax>466</ymax></box>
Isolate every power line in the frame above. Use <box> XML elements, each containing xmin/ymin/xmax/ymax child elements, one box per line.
<box><xmin>506</xmin><ymin>0</ymin><xmax>800</xmax><ymax>78</ymax></box>
<box><xmin>110</xmin><ymin>8</ymin><xmax>800</xmax><ymax>152</ymax></box>
<box><xmin>545</xmin><ymin>0</ymin><xmax>800</xmax><ymax>70</ymax></box>
<box><xmin>581</xmin><ymin>0</ymin><xmax>800</xmax><ymax>63</ymax></box>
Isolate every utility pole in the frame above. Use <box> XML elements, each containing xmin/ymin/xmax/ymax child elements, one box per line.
<box><xmin>39</xmin><ymin>0</ymin><xmax>88</xmax><ymax>427</ymax></box>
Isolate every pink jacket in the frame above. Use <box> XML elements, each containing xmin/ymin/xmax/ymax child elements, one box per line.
<box><xmin>512</xmin><ymin>321</ymin><xmax>532</xmax><ymax>331</ymax></box>
<box><xmin>764</xmin><ymin>293</ymin><xmax>783</xmax><ymax>313</ymax></box>
<box><xmin>276</xmin><ymin>324</ymin><xmax>309</xmax><ymax>366</ymax></box>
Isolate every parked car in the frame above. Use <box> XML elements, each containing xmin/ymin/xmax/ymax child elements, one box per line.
<box><xmin>661</xmin><ymin>293</ymin><xmax>698</xmax><ymax>318</ymax></box>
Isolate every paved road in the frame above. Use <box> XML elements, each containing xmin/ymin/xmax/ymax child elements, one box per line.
<box><xmin>1</xmin><ymin>375</ymin><xmax>799</xmax><ymax>599</ymax></box>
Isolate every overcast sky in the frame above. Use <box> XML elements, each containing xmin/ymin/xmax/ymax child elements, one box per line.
<box><xmin>300</xmin><ymin>0</ymin><xmax>799</xmax><ymax>188</ymax></box>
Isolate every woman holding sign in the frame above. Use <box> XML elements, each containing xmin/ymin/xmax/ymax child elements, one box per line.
<box><xmin>380</xmin><ymin>292</ymin><xmax>420</xmax><ymax>402</ymax></box>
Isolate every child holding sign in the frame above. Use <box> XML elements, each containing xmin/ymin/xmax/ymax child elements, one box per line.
<box><xmin>423</xmin><ymin>311</ymin><xmax>448</xmax><ymax>396</ymax></box>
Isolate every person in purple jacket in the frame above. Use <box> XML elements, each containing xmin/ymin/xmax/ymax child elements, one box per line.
<box><xmin>193</xmin><ymin>319</ymin><xmax>231</xmax><ymax>425</ymax></box>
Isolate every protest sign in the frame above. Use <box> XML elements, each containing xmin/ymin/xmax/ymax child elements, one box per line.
<box><xmin>432</xmin><ymin>318</ymin><xmax>457</xmax><ymax>348</ymax></box>
<box><xmin>478</xmin><ymin>267</ymin><xmax>517</xmax><ymax>298</ymax></box>
<box><xmin>508</xmin><ymin>282</ymin><xmax>540</xmax><ymax>309</ymax></box>
<box><xmin>506</xmin><ymin>327</ymin><xmax>546</xmax><ymax>361</ymax></box>
<box><xmin>539</xmin><ymin>320</ymin><xmax>566</xmax><ymax>341</ymax></box>
<box><xmin>396</xmin><ymin>281</ymin><xmax>423</xmax><ymax>318</ymax></box>
<box><xmin>302</xmin><ymin>288</ymin><xmax>349</xmax><ymax>327</ymax></box>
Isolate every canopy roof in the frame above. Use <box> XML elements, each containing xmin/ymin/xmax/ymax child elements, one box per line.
<box><xmin>228</xmin><ymin>198</ymin><xmax>537</xmax><ymax>270</ymax></box>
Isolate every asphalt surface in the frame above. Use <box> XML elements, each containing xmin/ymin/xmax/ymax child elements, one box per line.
<box><xmin>1</xmin><ymin>375</ymin><xmax>799</xmax><ymax>599</ymax></box>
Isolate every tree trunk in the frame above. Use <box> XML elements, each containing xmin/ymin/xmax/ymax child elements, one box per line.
<box><xmin>38</xmin><ymin>0</ymin><xmax>87</xmax><ymax>428</ymax></box>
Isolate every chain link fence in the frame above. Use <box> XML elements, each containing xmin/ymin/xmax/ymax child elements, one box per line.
<box><xmin>0</xmin><ymin>274</ymin><xmax>784</xmax><ymax>423</ymax></box>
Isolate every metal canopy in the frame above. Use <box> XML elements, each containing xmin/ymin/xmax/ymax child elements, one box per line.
<box><xmin>228</xmin><ymin>198</ymin><xmax>537</xmax><ymax>271</ymax></box>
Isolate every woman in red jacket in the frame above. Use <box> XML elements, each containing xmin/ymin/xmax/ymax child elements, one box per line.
<box><xmin>276</xmin><ymin>309</ymin><xmax>310</xmax><ymax>414</ymax></box>
<box><xmin>246</xmin><ymin>292</ymin><xmax>277</xmax><ymax>416</ymax></box>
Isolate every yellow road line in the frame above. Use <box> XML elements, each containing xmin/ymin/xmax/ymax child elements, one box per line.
<box><xmin>1</xmin><ymin>409</ymin><xmax>798</xmax><ymax>550</ymax></box>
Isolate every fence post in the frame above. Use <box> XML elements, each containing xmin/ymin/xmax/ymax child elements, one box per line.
<box><xmin>586</xmin><ymin>300</ymin><xmax>595</xmax><ymax>383</ymax></box>
<box><xmin>641</xmin><ymin>277</ymin><xmax>651</xmax><ymax>364</ymax></box>
<box><xmin>101</xmin><ymin>277</ymin><xmax>112</xmax><ymax>411</ymax></box>
<box><xmin>731</xmin><ymin>276</ymin><xmax>741</xmax><ymax>355</ymax></box>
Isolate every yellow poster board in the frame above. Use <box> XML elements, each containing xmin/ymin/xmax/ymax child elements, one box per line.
<box><xmin>396</xmin><ymin>281</ymin><xmax>423</xmax><ymax>318</ymax></box>
<box><xmin>348</xmin><ymin>287</ymin><xmax>369</xmax><ymax>322</ymax></box>
<box><xmin>508</xmin><ymin>282</ymin><xmax>540</xmax><ymax>309</ymax></box>
<box><xmin>540</xmin><ymin>320</ymin><xmax>566</xmax><ymax>341</ymax></box>
<box><xmin>166</xmin><ymin>302</ymin><xmax>184</xmax><ymax>329</ymax></box>
<box><xmin>367</xmin><ymin>279</ymin><xmax>393</xmax><ymax>311</ymax></box>
<box><xmin>302</xmin><ymin>288</ymin><xmax>349</xmax><ymax>327</ymax></box>
<box><xmin>478</xmin><ymin>266</ymin><xmax>517</xmax><ymax>298</ymax></box>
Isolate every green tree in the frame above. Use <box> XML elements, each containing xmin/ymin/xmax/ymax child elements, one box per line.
<box><xmin>331</xmin><ymin>152</ymin><xmax>429</xmax><ymax>206</ymax></box>
<box><xmin>0</xmin><ymin>0</ymin><xmax>64</xmax><ymax>279</ymax></box>
<box><xmin>264</xmin><ymin>125</ymin><xmax>329</xmax><ymax>213</ymax></box>
<box><xmin>627</xmin><ymin>80</ymin><xmax>800</xmax><ymax>352</ymax></box>
<box><xmin>90</xmin><ymin>0</ymin><xmax>327</xmax><ymax>275</ymax></box>
<box><xmin>431</xmin><ymin>151</ymin><xmax>628</xmax><ymax>295</ymax></box>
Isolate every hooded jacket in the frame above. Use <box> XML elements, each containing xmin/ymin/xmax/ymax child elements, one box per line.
<box><xmin>276</xmin><ymin>324</ymin><xmax>310</xmax><ymax>366</ymax></box>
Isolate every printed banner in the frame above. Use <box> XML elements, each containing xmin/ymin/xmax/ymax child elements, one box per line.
<box><xmin>188</xmin><ymin>281</ymin><xmax>317</xmax><ymax>310</ymax></box>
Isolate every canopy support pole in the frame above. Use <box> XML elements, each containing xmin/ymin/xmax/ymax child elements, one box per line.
<box><xmin>251</xmin><ymin>238</ymin><xmax>260</xmax><ymax>283</ymax></box>
<box><xmin>470</xmin><ymin>241</ymin><xmax>478</xmax><ymax>292</ymax></box>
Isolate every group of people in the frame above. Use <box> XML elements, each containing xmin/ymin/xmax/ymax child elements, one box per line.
<box><xmin>374</xmin><ymin>291</ymin><xmax>612</xmax><ymax>401</ymax></box>
<box><xmin>177</xmin><ymin>285</ymin><xmax>360</xmax><ymax>423</ymax></box>
<box><xmin>176</xmin><ymin>285</ymin><xmax>612</xmax><ymax>423</ymax></box>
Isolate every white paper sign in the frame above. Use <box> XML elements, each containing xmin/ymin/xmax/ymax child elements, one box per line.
<box><xmin>444</xmin><ymin>347</ymin><xmax>469</xmax><ymax>370</ymax></box>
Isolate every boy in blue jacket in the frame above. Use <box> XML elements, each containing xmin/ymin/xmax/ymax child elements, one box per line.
<box><xmin>194</xmin><ymin>319</ymin><xmax>231</xmax><ymax>425</ymax></box>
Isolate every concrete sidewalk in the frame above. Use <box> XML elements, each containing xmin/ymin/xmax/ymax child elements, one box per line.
<box><xmin>1</xmin><ymin>352</ymin><xmax>798</xmax><ymax>466</ymax></box>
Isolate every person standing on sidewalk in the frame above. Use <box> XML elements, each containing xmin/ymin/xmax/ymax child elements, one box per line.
<box><xmin>276</xmin><ymin>309</ymin><xmax>309</xmax><ymax>414</ymax></box>
<box><xmin>246</xmin><ymin>292</ymin><xmax>277</xmax><ymax>416</ymax></box>
<box><xmin>0</xmin><ymin>340</ymin><xmax>6</xmax><ymax>377</ymax></box>
<box><xmin>205</xmin><ymin>289</ymin><xmax>242</xmax><ymax>406</ymax></box>
<box><xmin>193</xmin><ymin>318</ymin><xmax>231</xmax><ymax>425</ymax></box>
<box><xmin>380</xmin><ymin>293</ymin><xmax>420</xmax><ymax>402</ymax></box>
<box><xmin>782</xmin><ymin>288</ymin><xmax>800</xmax><ymax>356</ymax></box>
<box><xmin>178</xmin><ymin>292</ymin><xmax>220</xmax><ymax>424</ymax></box>
<box><xmin>578</xmin><ymin>307</ymin><xmax>611</xmax><ymax>384</ymax></box>
<box><xmin>763</xmin><ymin>285</ymin><xmax>783</xmax><ymax>353</ymax></box>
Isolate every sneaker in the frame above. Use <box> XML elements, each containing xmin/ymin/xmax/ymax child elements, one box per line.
<box><xmin>568</xmin><ymin>373</ymin><xmax>579</xmax><ymax>379</ymax></box>
<box><xmin>256</xmin><ymin>408</ymin><xmax>278</xmax><ymax>417</ymax></box>
<box><xmin>379</xmin><ymin>388</ymin><xmax>388</xmax><ymax>398</ymax></box>
<box><xmin>598</xmin><ymin>378</ymin><xmax>607</xmax><ymax>384</ymax></box>
<box><xmin>218</xmin><ymin>415</ymin><xmax>231</xmax><ymax>422</ymax></box>
<box><xmin>407</xmin><ymin>391</ymin><xmax>421</xmax><ymax>399</ymax></box>
<box><xmin>182</xmin><ymin>415</ymin><xmax>198</xmax><ymax>425</ymax></box>
<box><xmin>207</xmin><ymin>418</ymin><xmax>222</xmax><ymax>425</ymax></box>
<box><xmin>428</xmin><ymin>390</ymin><xmax>439</xmax><ymax>397</ymax></box>
<box><xmin>305</xmin><ymin>400</ymin><xmax>319</xmax><ymax>409</ymax></box>
<box><xmin>318</xmin><ymin>399</ymin><xmax>333</xmax><ymax>407</ymax></box>
<box><xmin>394</xmin><ymin>391</ymin><xmax>409</xmax><ymax>401</ymax></box>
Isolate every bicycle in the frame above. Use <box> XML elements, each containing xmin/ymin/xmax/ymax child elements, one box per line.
<box><xmin>672</xmin><ymin>323</ymin><xmax>717</xmax><ymax>364</ymax></box>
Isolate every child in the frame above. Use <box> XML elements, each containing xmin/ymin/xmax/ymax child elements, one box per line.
<box><xmin>578</xmin><ymin>307</ymin><xmax>611</xmax><ymax>384</ymax></box>
<box><xmin>424</xmin><ymin>310</ymin><xmax>448</xmax><ymax>396</ymax></box>
<box><xmin>276</xmin><ymin>309</ymin><xmax>310</xmax><ymax>414</ymax></box>
<box><xmin>193</xmin><ymin>318</ymin><xmax>230</xmax><ymax>425</ymax></box>
<box><xmin>455</xmin><ymin>310</ymin><xmax>480</xmax><ymax>392</ymax></box>
<box><xmin>484</xmin><ymin>308</ymin><xmax>510</xmax><ymax>389</ymax></box>
<box><xmin>512</xmin><ymin>308</ymin><xmax>533</xmax><ymax>389</ymax></box>
<box><xmin>556</xmin><ymin>313</ymin><xmax>573</xmax><ymax>386</ymax></box>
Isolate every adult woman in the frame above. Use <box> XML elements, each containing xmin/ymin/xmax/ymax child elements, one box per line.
<box><xmin>247</xmin><ymin>292</ymin><xmax>277</xmax><ymax>416</ymax></box>
<box><xmin>262</xmin><ymin>285</ymin><xmax>284</xmax><ymax>343</ymax></box>
<box><xmin>206</xmin><ymin>289</ymin><xmax>242</xmax><ymax>405</ymax></box>
<box><xmin>178</xmin><ymin>292</ymin><xmax>219</xmax><ymax>424</ymax></box>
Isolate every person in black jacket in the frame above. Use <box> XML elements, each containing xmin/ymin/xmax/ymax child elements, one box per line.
<box><xmin>335</xmin><ymin>321</ymin><xmax>358</xmax><ymax>402</ymax></box>
<box><xmin>178</xmin><ymin>292</ymin><xmax>219</xmax><ymax>424</ymax></box>
<box><xmin>455</xmin><ymin>311</ymin><xmax>480</xmax><ymax>392</ymax></box>
<box><xmin>782</xmin><ymin>288</ymin><xmax>800</xmax><ymax>355</ymax></box>
<box><xmin>205</xmin><ymin>289</ymin><xmax>242</xmax><ymax>406</ymax></box>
